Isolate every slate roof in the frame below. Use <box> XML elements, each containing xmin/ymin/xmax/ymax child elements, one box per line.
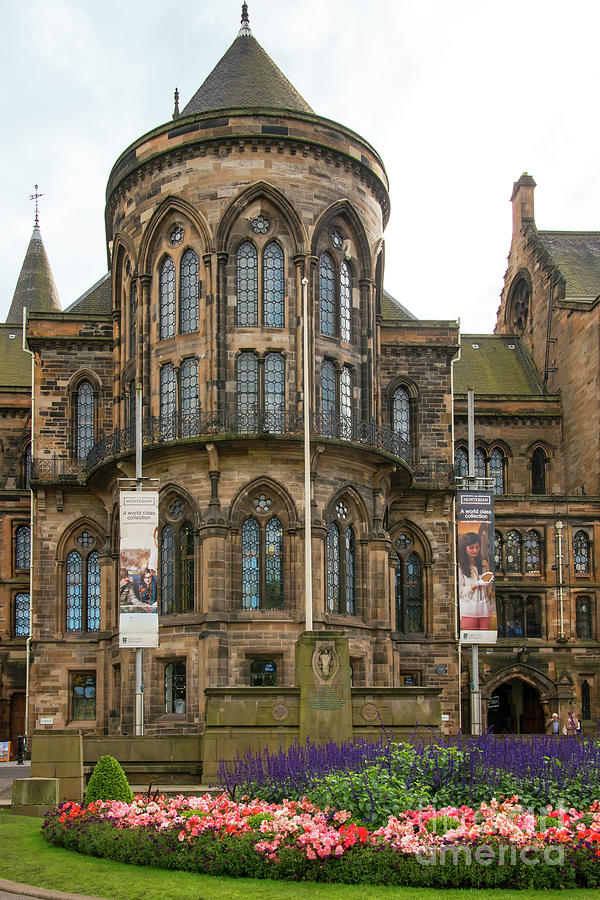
<box><xmin>536</xmin><ymin>231</ymin><xmax>600</xmax><ymax>299</ymax></box>
<box><xmin>380</xmin><ymin>289</ymin><xmax>416</xmax><ymax>322</ymax></box>
<box><xmin>0</xmin><ymin>326</ymin><xmax>31</xmax><ymax>389</ymax></box>
<box><xmin>64</xmin><ymin>273</ymin><xmax>112</xmax><ymax>315</ymax></box>
<box><xmin>181</xmin><ymin>30</ymin><xmax>314</xmax><ymax>116</ymax></box>
<box><xmin>5</xmin><ymin>226</ymin><xmax>61</xmax><ymax>324</ymax></box>
<box><xmin>454</xmin><ymin>335</ymin><xmax>544</xmax><ymax>396</ymax></box>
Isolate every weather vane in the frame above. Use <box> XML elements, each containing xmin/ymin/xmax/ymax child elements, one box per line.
<box><xmin>29</xmin><ymin>184</ymin><xmax>44</xmax><ymax>228</ymax></box>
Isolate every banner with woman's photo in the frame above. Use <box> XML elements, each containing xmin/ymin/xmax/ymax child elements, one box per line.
<box><xmin>119</xmin><ymin>491</ymin><xmax>159</xmax><ymax>648</ymax></box>
<box><xmin>457</xmin><ymin>490</ymin><xmax>497</xmax><ymax>644</ymax></box>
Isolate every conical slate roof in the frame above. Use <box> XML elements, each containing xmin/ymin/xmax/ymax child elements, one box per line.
<box><xmin>181</xmin><ymin>10</ymin><xmax>313</xmax><ymax>116</ymax></box>
<box><xmin>6</xmin><ymin>226</ymin><xmax>61</xmax><ymax>324</ymax></box>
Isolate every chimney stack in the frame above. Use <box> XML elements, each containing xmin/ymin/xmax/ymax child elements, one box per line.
<box><xmin>510</xmin><ymin>172</ymin><xmax>536</xmax><ymax>237</ymax></box>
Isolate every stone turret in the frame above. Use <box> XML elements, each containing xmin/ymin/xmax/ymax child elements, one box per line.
<box><xmin>6</xmin><ymin>225</ymin><xmax>61</xmax><ymax>324</ymax></box>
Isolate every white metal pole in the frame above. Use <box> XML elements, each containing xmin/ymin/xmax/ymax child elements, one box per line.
<box><xmin>23</xmin><ymin>308</ymin><xmax>34</xmax><ymax>747</ymax></box>
<box><xmin>556</xmin><ymin>520</ymin><xmax>565</xmax><ymax>640</ymax></box>
<box><xmin>134</xmin><ymin>383</ymin><xmax>144</xmax><ymax>736</ymax></box>
<box><xmin>467</xmin><ymin>388</ymin><xmax>481</xmax><ymax>735</ymax></box>
<box><xmin>302</xmin><ymin>275</ymin><xmax>313</xmax><ymax>632</ymax></box>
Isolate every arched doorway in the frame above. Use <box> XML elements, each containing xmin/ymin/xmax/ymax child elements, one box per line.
<box><xmin>488</xmin><ymin>678</ymin><xmax>545</xmax><ymax>734</ymax></box>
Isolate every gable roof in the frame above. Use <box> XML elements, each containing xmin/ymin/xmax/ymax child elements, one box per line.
<box><xmin>181</xmin><ymin>30</ymin><xmax>313</xmax><ymax>117</ymax></box>
<box><xmin>0</xmin><ymin>326</ymin><xmax>31</xmax><ymax>390</ymax></box>
<box><xmin>6</xmin><ymin>226</ymin><xmax>61</xmax><ymax>324</ymax></box>
<box><xmin>64</xmin><ymin>273</ymin><xmax>112</xmax><ymax>316</ymax></box>
<box><xmin>380</xmin><ymin>289</ymin><xmax>416</xmax><ymax>323</ymax></box>
<box><xmin>536</xmin><ymin>231</ymin><xmax>600</xmax><ymax>299</ymax></box>
<box><xmin>454</xmin><ymin>335</ymin><xmax>544</xmax><ymax>396</ymax></box>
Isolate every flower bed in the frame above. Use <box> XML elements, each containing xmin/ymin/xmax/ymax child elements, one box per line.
<box><xmin>41</xmin><ymin>793</ymin><xmax>600</xmax><ymax>888</ymax></box>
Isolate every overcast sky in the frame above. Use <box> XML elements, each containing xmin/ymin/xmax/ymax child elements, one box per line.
<box><xmin>1</xmin><ymin>0</ymin><xmax>599</xmax><ymax>333</ymax></box>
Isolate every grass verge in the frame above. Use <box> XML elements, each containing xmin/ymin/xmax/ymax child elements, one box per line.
<box><xmin>0</xmin><ymin>810</ymin><xmax>599</xmax><ymax>900</ymax></box>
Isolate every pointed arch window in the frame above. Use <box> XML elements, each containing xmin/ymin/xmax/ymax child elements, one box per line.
<box><xmin>65</xmin><ymin>547</ymin><xmax>100</xmax><ymax>633</ymax></box>
<box><xmin>241</xmin><ymin>515</ymin><xmax>283</xmax><ymax>610</ymax></box>
<box><xmin>129</xmin><ymin>280</ymin><xmax>137</xmax><ymax>358</ymax></box>
<box><xmin>573</xmin><ymin>530</ymin><xmax>590</xmax><ymax>575</ymax></box>
<box><xmin>319</xmin><ymin>252</ymin><xmax>336</xmax><ymax>336</ymax></box>
<box><xmin>160</xmin><ymin>512</ymin><xmax>195</xmax><ymax>616</ymax></box>
<box><xmin>474</xmin><ymin>447</ymin><xmax>487</xmax><ymax>481</ymax></box>
<box><xmin>327</xmin><ymin>520</ymin><xmax>355</xmax><ymax>615</ymax></box>
<box><xmin>505</xmin><ymin>530</ymin><xmax>521</xmax><ymax>574</ymax></box>
<box><xmin>531</xmin><ymin>447</ymin><xmax>547</xmax><ymax>494</ymax></box>
<box><xmin>159</xmin><ymin>256</ymin><xmax>176</xmax><ymax>339</ymax></box>
<box><xmin>15</xmin><ymin>592</ymin><xmax>30</xmax><ymax>637</ymax></box>
<box><xmin>237</xmin><ymin>352</ymin><xmax>259</xmax><ymax>431</ymax></box>
<box><xmin>160</xmin><ymin>524</ymin><xmax>175</xmax><ymax>615</ymax></box>
<box><xmin>576</xmin><ymin>596</ymin><xmax>593</xmax><ymax>639</ymax></box>
<box><xmin>395</xmin><ymin>533</ymin><xmax>424</xmax><ymax>633</ymax></box>
<box><xmin>237</xmin><ymin>242</ymin><xmax>259</xmax><ymax>326</ymax></box>
<box><xmin>340</xmin><ymin>260</ymin><xmax>352</xmax><ymax>342</ymax></box>
<box><xmin>159</xmin><ymin>364</ymin><xmax>176</xmax><ymax>439</ymax></box>
<box><xmin>180</xmin><ymin>357</ymin><xmax>198</xmax><ymax>437</ymax></box>
<box><xmin>15</xmin><ymin>525</ymin><xmax>31</xmax><ymax>570</ymax></box>
<box><xmin>76</xmin><ymin>381</ymin><xmax>95</xmax><ymax>460</ymax></box>
<box><xmin>454</xmin><ymin>446</ymin><xmax>468</xmax><ymax>479</ymax></box>
<box><xmin>264</xmin><ymin>352</ymin><xmax>285</xmax><ymax>433</ymax></box>
<box><xmin>179</xmin><ymin>249</ymin><xmax>199</xmax><ymax>334</ymax></box>
<box><xmin>489</xmin><ymin>447</ymin><xmax>505</xmax><ymax>495</ymax></box>
<box><xmin>494</xmin><ymin>530</ymin><xmax>503</xmax><ymax>573</ymax></box>
<box><xmin>524</xmin><ymin>530</ymin><xmax>541</xmax><ymax>574</ymax></box>
<box><xmin>263</xmin><ymin>241</ymin><xmax>284</xmax><ymax>327</ymax></box>
<box><xmin>320</xmin><ymin>361</ymin><xmax>353</xmax><ymax>439</ymax></box>
<box><xmin>319</xmin><ymin>251</ymin><xmax>352</xmax><ymax>341</ymax></box>
<box><xmin>393</xmin><ymin>387</ymin><xmax>411</xmax><ymax>447</ymax></box>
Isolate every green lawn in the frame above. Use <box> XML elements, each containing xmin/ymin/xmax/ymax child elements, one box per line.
<box><xmin>0</xmin><ymin>810</ymin><xmax>598</xmax><ymax>900</ymax></box>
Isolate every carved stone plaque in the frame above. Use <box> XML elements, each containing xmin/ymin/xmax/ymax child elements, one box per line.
<box><xmin>312</xmin><ymin>641</ymin><xmax>339</xmax><ymax>683</ymax></box>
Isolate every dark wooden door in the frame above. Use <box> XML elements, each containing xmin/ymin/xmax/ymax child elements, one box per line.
<box><xmin>520</xmin><ymin>683</ymin><xmax>544</xmax><ymax>733</ymax></box>
<box><xmin>9</xmin><ymin>692</ymin><xmax>25</xmax><ymax>753</ymax></box>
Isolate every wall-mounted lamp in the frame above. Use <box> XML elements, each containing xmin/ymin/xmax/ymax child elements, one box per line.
<box><xmin>517</xmin><ymin>646</ymin><xmax>530</xmax><ymax>664</ymax></box>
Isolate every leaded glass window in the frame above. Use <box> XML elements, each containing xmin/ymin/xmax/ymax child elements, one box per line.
<box><xmin>263</xmin><ymin>242</ymin><xmax>284</xmax><ymax>327</ymax></box>
<box><xmin>531</xmin><ymin>447</ymin><xmax>547</xmax><ymax>494</ymax></box>
<box><xmin>320</xmin><ymin>252</ymin><xmax>336</xmax><ymax>336</ymax></box>
<box><xmin>129</xmin><ymin>280</ymin><xmax>137</xmax><ymax>358</ymax></box>
<box><xmin>497</xmin><ymin>594</ymin><xmax>541</xmax><ymax>638</ymax></box>
<box><xmin>237</xmin><ymin>353</ymin><xmax>258</xmax><ymax>431</ymax></box>
<box><xmin>159</xmin><ymin>256</ymin><xmax>176</xmax><ymax>339</ymax></box>
<box><xmin>327</xmin><ymin>522</ymin><xmax>340</xmax><ymax>612</ymax></box>
<box><xmin>321</xmin><ymin>360</ymin><xmax>336</xmax><ymax>437</ymax></box>
<box><xmin>265</xmin><ymin>517</ymin><xmax>283</xmax><ymax>609</ymax></box>
<box><xmin>340</xmin><ymin>366</ymin><xmax>352</xmax><ymax>439</ymax></box>
<box><xmin>15</xmin><ymin>593</ymin><xmax>30</xmax><ymax>637</ymax></box>
<box><xmin>179</xmin><ymin>523</ymin><xmax>194</xmax><ymax>613</ymax></box>
<box><xmin>242</xmin><ymin>517</ymin><xmax>260</xmax><ymax>609</ymax></box>
<box><xmin>72</xmin><ymin>673</ymin><xmax>96</xmax><ymax>721</ymax></box>
<box><xmin>264</xmin><ymin>352</ymin><xmax>285</xmax><ymax>433</ymax></box>
<box><xmin>576</xmin><ymin>596</ymin><xmax>592</xmax><ymax>639</ymax></box>
<box><xmin>490</xmin><ymin>447</ymin><xmax>505</xmax><ymax>495</ymax></box>
<box><xmin>494</xmin><ymin>530</ymin><xmax>503</xmax><ymax>573</ymax></box>
<box><xmin>454</xmin><ymin>447</ymin><xmax>468</xmax><ymax>479</ymax></box>
<box><xmin>340</xmin><ymin>260</ymin><xmax>351</xmax><ymax>342</ymax></box>
<box><xmin>344</xmin><ymin>526</ymin><xmax>355</xmax><ymax>615</ymax></box>
<box><xmin>66</xmin><ymin>550</ymin><xmax>83</xmax><ymax>632</ymax></box>
<box><xmin>180</xmin><ymin>249</ymin><xmax>199</xmax><ymax>334</ymax></box>
<box><xmin>574</xmin><ymin>530</ymin><xmax>590</xmax><ymax>575</ymax></box>
<box><xmin>397</xmin><ymin>551</ymin><xmax>424</xmax><ymax>633</ymax></box>
<box><xmin>251</xmin><ymin>215</ymin><xmax>270</xmax><ymax>234</ymax></box>
<box><xmin>180</xmin><ymin>357</ymin><xmax>198</xmax><ymax>437</ymax></box>
<box><xmin>87</xmin><ymin>551</ymin><xmax>100</xmax><ymax>632</ymax></box>
<box><xmin>161</xmin><ymin>525</ymin><xmax>175</xmax><ymax>615</ymax></box>
<box><xmin>524</xmin><ymin>530</ymin><xmax>541</xmax><ymax>574</ymax></box>
<box><xmin>159</xmin><ymin>364</ymin><xmax>176</xmax><ymax>439</ymax></box>
<box><xmin>474</xmin><ymin>448</ymin><xmax>487</xmax><ymax>481</ymax></box>
<box><xmin>165</xmin><ymin>662</ymin><xmax>186</xmax><ymax>713</ymax></box>
<box><xmin>505</xmin><ymin>530</ymin><xmax>521</xmax><ymax>573</ymax></box>
<box><xmin>393</xmin><ymin>387</ymin><xmax>410</xmax><ymax>445</ymax></box>
<box><xmin>237</xmin><ymin>242</ymin><xmax>258</xmax><ymax>326</ymax></box>
<box><xmin>15</xmin><ymin>525</ymin><xmax>30</xmax><ymax>569</ymax></box>
<box><xmin>76</xmin><ymin>381</ymin><xmax>95</xmax><ymax>460</ymax></box>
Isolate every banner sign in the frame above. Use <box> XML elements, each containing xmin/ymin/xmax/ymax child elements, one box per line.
<box><xmin>457</xmin><ymin>490</ymin><xmax>497</xmax><ymax>644</ymax></box>
<box><xmin>119</xmin><ymin>491</ymin><xmax>159</xmax><ymax>648</ymax></box>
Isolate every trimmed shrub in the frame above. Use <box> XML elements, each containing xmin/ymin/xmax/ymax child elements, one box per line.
<box><xmin>84</xmin><ymin>755</ymin><xmax>133</xmax><ymax>805</ymax></box>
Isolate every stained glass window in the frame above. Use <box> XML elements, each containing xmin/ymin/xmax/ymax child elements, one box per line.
<box><xmin>180</xmin><ymin>523</ymin><xmax>194</xmax><ymax>612</ymax></box>
<box><xmin>165</xmin><ymin>662</ymin><xmax>186</xmax><ymax>713</ymax></box>
<box><xmin>77</xmin><ymin>381</ymin><xmax>95</xmax><ymax>460</ymax></box>
<box><xmin>129</xmin><ymin>280</ymin><xmax>137</xmax><ymax>358</ymax></box>
<box><xmin>237</xmin><ymin>353</ymin><xmax>258</xmax><ymax>432</ymax></box>
<box><xmin>576</xmin><ymin>596</ymin><xmax>592</xmax><ymax>639</ymax></box>
<box><xmin>161</xmin><ymin>525</ymin><xmax>174</xmax><ymax>615</ymax></box>
<box><xmin>159</xmin><ymin>256</ymin><xmax>175</xmax><ymax>339</ymax></box>
<box><xmin>72</xmin><ymin>673</ymin><xmax>96</xmax><ymax>720</ymax></box>
<box><xmin>524</xmin><ymin>530</ymin><xmax>541</xmax><ymax>574</ymax></box>
<box><xmin>340</xmin><ymin>261</ymin><xmax>351</xmax><ymax>342</ymax></box>
<box><xmin>15</xmin><ymin>593</ymin><xmax>30</xmax><ymax>637</ymax></box>
<box><xmin>340</xmin><ymin>366</ymin><xmax>352</xmax><ymax>439</ymax></box>
<box><xmin>574</xmin><ymin>530</ymin><xmax>590</xmax><ymax>575</ymax></box>
<box><xmin>327</xmin><ymin>522</ymin><xmax>340</xmax><ymax>612</ymax></box>
<box><xmin>265</xmin><ymin>517</ymin><xmax>283</xmax><ymax>609</ymax></box>
<box><xmin>397</xmin><ymin>551</ymin><xmax>424</xmax><ymax>633</ymax></box>
<box><xmin>320</xmin><ymin>252</ymin><xmax>336</xmax><ymax>336</ymax></box>
<box><xmin>237</xmin><ymin>242</ymin><xmax>258</xmax><ymax>326</ymax></box>
<box><xmin>180</xmin><ymin>357</ymin><xmax>198</xmax><ymax>437</ymax></box>
<box><xmin>87</xmin><ymin>551</ymin><xmax>100</xmax><ymax>632</ymax></box>
<box><xmin>180</xmin><ymin>249</ymin><xmax>199</xmax><ymax>334</ymax></box>
<box><xmin>66</xmin><ymin>550</ymin><xmax>83</xmax><ymax>631</ymax></box>
<box><xmin>321</xmin><ymin>360</ymin><xmax>336</xmax><ymax>437</ymax></box>
<box><xmin>494</xmin><ymin>530</ymin><xmax>503</xmax><ymax>572</ymax></box>
<box><xmin>454</xmin><ymin>447</ymin><xmax>468</xmax><ymax>478</ymax></box>
<box><xmin>263</xmin><ymin>242</ymin><xmax>284</xmax><ymax>327</ymax></box>
<box><xmin>242</xmin><ymin>517</ymin><xmax>260</xmax><ymax>609</ymax></box>
<box><xmin>15</xmin><ymin>525</ymin><xmax>30</xmax><ymax>569</ymax></box>
<box><xmin>264</xmin><ymin>353</ymin><xmax>285</xmax><ymax>433</ymax></box>
<box><xmin>474</xmin><ymin>448</ymin><xmax>486</xmax><ymax>481</ymax></box>
<box><xmin>490</xmin><ymin>447</ymin><xmax>505</xmax><ymax>495</ymax></box>
<box><xmin>505</xmin><ymin>530</ymin><xmax>521</xmax><ymax>573</ymax></box>
<box><xmin>345</xmin><ymin>526</ymin><xmax>355</xmax><ymax>615</ymax></box>
<box><xmin>393</xmin><ymin>387</ymin><xmax>410</xmax><ymax>445</ymax></box>
<box><xmin>159</xmin><ymin>364</ymin><xmax>176</xmax><ymax>439</ymax></box>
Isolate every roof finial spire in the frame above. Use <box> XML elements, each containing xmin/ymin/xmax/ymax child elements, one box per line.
<box><xmin>29</xmin><ymin>184</ymin><xmax>44</xmax><ymax>229</ymax></box>
<box><xmin>173</xmin><ymin>87</ymin><xmax>180</xmax><ymax>120</ymax></box>
<box><xmin>238</xmin><ymin>2</ymin><xmax>252</xmax><ymax>36</ymax></box>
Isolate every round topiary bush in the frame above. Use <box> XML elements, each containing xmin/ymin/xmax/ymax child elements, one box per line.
<box><xmin>84</xmin><ymin>755</ymin><xmax>134</xmax><ymax>805</ymax></box>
